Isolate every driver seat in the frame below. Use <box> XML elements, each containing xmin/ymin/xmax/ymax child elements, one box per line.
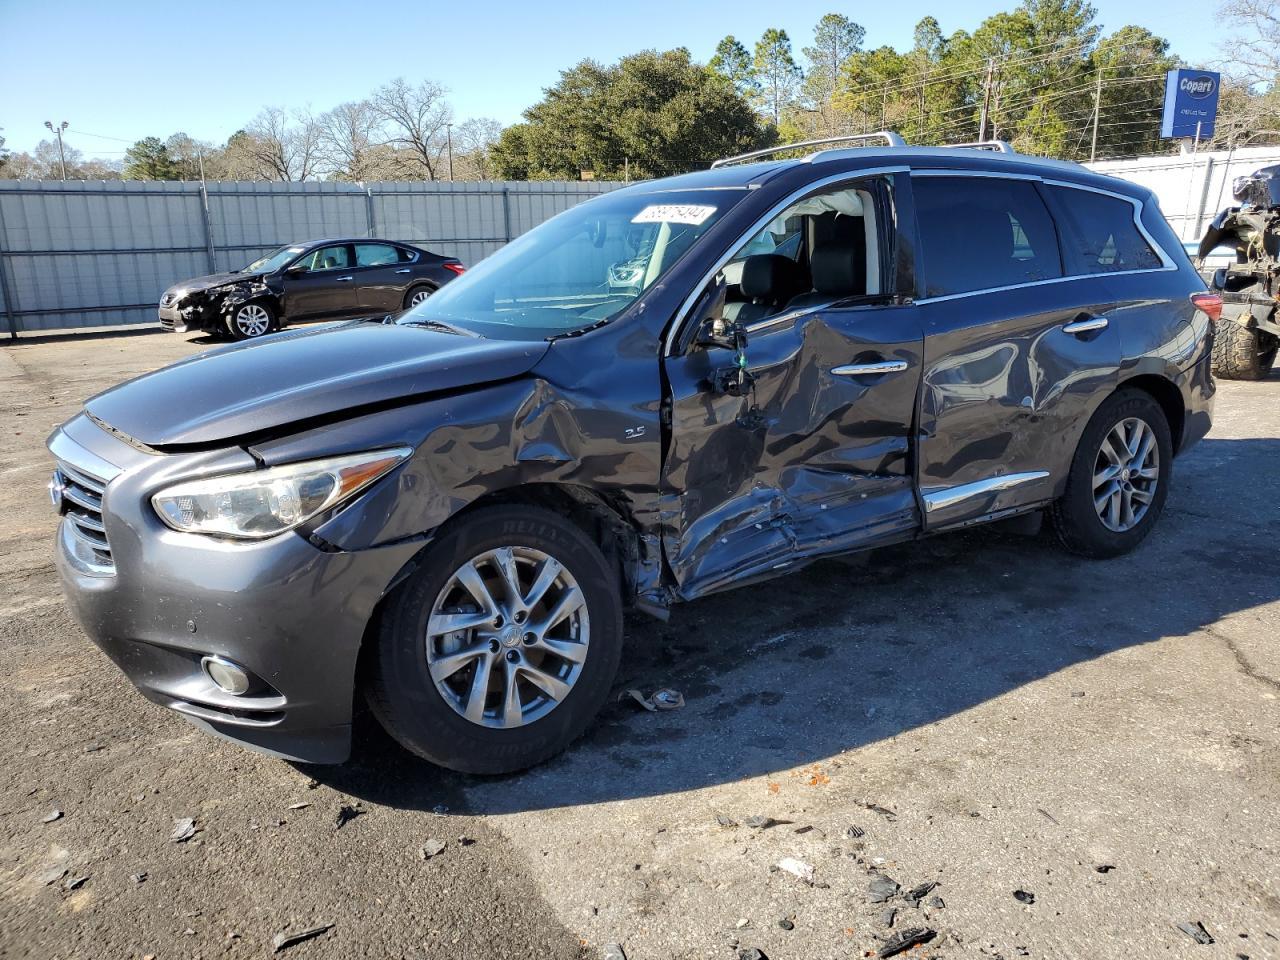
<box><xmin>723</xmin><ymin>254</ymin><xmax>806</xmax><ymax>324</ymax></box>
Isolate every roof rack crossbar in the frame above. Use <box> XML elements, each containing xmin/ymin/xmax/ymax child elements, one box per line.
<box><xmin>941</xmin><ymin>140</ymin><xmax>1016</xmax><ymax>154</ymax></box>
<box><xmin>711</xmin><ymin>132</ymin><xmax>907</xmax><ymax>169</ymax></box>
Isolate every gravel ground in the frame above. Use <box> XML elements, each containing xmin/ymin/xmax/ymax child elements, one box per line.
<box><xmin>1</xmin><ymin>328</ymin><xmax>1277</xmax><ymax>960</ymax></box>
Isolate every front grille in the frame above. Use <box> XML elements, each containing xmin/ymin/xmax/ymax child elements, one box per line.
<box><xmin>56</xmin><ymin>461</ymin><xmax>114</xmax><ymax>571</ymax></box>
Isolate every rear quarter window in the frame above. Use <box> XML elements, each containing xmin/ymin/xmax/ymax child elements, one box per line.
<box><xmin>912</xmin><ymin>176</ymin><xmax>1063</xmax><ymax>298</ymax></box>
<box><xmin>1045</xmin><ymin>185</ymin><xmax>1163</xmax><ymax>275</ymax></box>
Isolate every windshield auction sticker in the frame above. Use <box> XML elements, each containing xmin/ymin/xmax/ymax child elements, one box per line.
<box><xmin>631</xmin><ymin>204</ymin><xmax>716</xmax><ymax>225</ymax></box>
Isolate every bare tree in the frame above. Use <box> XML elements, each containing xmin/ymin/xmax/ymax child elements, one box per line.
<box><xmin>316</xmin><ymin>100</ymin><xmax>384</xmax><ymax>181</ymax></box>
<box><xmin>452</xmin><ymin>117</ymin><xmax>504</xmax><ymax>180</ymax></box>
<box><xmin>243</xmin><ymin>107</ymin><xmax>323</xmax><ymax>181</ymax></box>
<box><xmin>1219</xmin><ymin>0</ymin><xmax>1280</xmax><ymax>84</ymax></box>
<box><xmin>371</xmin><ymin>77</ymin><xmax>454</xmax><ymax>180</ymax></box>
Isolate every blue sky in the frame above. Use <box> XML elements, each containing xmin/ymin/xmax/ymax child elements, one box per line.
<box><xmin>0</xmin><ymin>0</ymin><xmax>1227</xmax><ymax>156</ymax></box>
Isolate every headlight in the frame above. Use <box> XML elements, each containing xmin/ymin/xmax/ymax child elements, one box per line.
<box><xmin>151</xmin><ymin>448</ymin><xmax>412</xmax><ymax>540</ymax></box>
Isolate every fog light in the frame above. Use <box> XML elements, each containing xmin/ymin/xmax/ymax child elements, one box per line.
<box><xmin>201</xmin><ymin>655</ymin><xmax>251</xmax><ymax>696</ymax></box>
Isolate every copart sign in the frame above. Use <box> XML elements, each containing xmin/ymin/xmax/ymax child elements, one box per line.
<box><xmin>1161</xmin><ymin>69</ymin><xmax>1221</xmax><ymax>140</ymax></box>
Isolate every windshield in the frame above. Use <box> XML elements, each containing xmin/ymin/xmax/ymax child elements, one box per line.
<box><xmin>243</xmin><ymin>245</ymin><xmax>305</xmax><ymax>274</ymax></box>
<box><xmin>397</xmin><ymin>189</ymin><xmax>744</xmax><ymax>339</ymax></box>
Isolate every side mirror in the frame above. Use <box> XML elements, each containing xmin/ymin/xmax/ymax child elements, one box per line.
<box><xmin>285</xmin><ymin>264</ymin><xmax>308</xmax><ymax>276</ymax></box>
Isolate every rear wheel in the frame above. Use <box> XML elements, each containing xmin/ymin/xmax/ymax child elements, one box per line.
<box><xmin>403</xmin><ymin>284</ymin><xmax>436</xmax><ymax>310</ymax></box>
<box><xmin>1211</xmin><ymin>315</ymin><xmax>1278</xmax><ymax>380</ymax></box>
<box><xmin>1050</xmin><ymin>390</ymin><xmax>1173</xmax><ymax>558</ymax></box>
<box><xmin>225</xmin><ymin>301</ymin><xmax>275</xmax><ymax>340</ymax></box>
<box><xmin>365</xmin><ymin>505</ymin><xmax>623</xmax><ymax>774</ymax></box>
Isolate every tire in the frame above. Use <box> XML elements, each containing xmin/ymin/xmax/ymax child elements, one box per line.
<box><xmin>1211</xmin><ymin>315</ymin><xmax>1278</xmax><ymax>380</ymax></box>
<box><xmin>1050</xmin><ymin>390</ymin><xmax>1173</xmax><ymax>559</ymax></box>
<box><xmin>225</xmin><ymin>300</ymin><xmax>276</xmax><ymax>340</ymax></box>
<box><xmin>365</xmin><ymin>504</ymin><xmax>623</xmax><ymax>774</ymax></box>
<box><xmin>403</xmin><ymin>284</ymin><xmax>437</xmax><ymax>310</ymax></box>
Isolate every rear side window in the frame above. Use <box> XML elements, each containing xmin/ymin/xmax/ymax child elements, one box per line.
<box><xmin>1046</xmin><ymin>186</ymin><xmax>1163</xmax><ymax>274</ymax></box>
<box><xmin>355</xmin><ymin>243</ymin><xmax>400</xmax><ymax>267</ymax></box>
<box><xmin>913</xmin><ymin>177</ymin><xmax>1062</xmax><ymax>298</ymax></box>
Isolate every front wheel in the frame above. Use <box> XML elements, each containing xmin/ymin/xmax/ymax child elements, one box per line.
<box><xmin>365</xmin><ymin>505</ymin><xmax>623</xmax><ymax>774</ymax></box>
<box><xmin>1050</xmin><ymin>390</ymin><xmax>1173</xmax><ymax>558</ymax></box>
<box><xmin>225</xmin><ymin>300</ymin><xmax>275</xmax><ymax>340</ymax></box>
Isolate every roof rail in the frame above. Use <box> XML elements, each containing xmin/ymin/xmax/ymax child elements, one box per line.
<box><xmin>711</xmin><ymin>132</ymin><xmax>907</xmax><ymax>168</ymax></box>
<box><xmin>940</xmin><ymin>140</ymin><xmax>1017</xmax><ymax>154</ymax></box>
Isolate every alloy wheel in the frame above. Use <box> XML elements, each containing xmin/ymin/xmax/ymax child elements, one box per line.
<box><xmin>235</xmin><ymin>304</ymin><xmax>271</xmax><ymax>337</ymax></box>
<box><xmin>1092</xmin><ymin>416</ymin><xmax>1159</xmax><ymax>532</ymax></box>
<box><xmin>410</xmin><ymin>288</ymin><xmax>433</xmax><ymax>306</ymax></box>
<box><xmin>425</xmin><ymin>546</ymin><xmax>589</xmax><ymax>728</ymax></box>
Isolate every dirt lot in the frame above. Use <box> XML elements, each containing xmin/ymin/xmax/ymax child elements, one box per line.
<box><xmin>1</xmin><ymin>329</ymin><xmax>1277</xmax><ymax>960</ymax></box>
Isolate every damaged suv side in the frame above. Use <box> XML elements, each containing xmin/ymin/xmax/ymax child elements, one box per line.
<box><xmin>50</xmin><ymin>137</ymin><xmax>1215</xmax><ymax>774</ymax></box>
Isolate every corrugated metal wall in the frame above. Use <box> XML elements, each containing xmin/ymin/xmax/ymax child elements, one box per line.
<box><xmin>0</xmin><ymin>179</ymin><xmax>624</xmax><ymax>335</ymax></box>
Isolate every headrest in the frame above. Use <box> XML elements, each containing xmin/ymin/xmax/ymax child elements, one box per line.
<box><xmin>810</xmin><ymin>242</ymin><xmax>865</xmax><ymax>296</ymax></box>
<box><xmin>741</xmin><ymin>254</ymin><xmax>804</xmax><ymax>301</ymax></box>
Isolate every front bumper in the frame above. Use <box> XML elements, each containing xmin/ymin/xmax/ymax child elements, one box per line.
<box><xmin>50</xmin><ymin>415</ymin><xmax>422</xmax><ymax>763</ymax></box>
<box><xmin>157</xmin><ymin>302</ymin><xmax>188</xmax><ymax>332</ymax></box>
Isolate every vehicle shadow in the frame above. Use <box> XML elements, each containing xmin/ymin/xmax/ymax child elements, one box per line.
<box><xmin>308</xmin><ymin>436</ymin><xmax>1280</xmax><ymax>813</ymax></box>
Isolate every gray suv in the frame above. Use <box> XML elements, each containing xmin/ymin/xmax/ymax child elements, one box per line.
<box><xmin>48</xmin><ymin>135</ymin><xmax>1218</xmax><ymax>773</ymax></box>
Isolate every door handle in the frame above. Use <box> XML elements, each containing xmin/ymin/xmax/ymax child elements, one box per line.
<box><xmin>395</xmin><ymin>268</ymin><xmax>412</xmax><ymax>274</ymax></box>
<box><xmin>1062</xmin><ymin>316</ymin><xmax>1108</xmax><ymax>334</ymax></box>
<box><xmin>335</xmin><ymin>276</ymin><xmax>354</xmax><ymax>282</ymax></box>
<box><xmin>832</xmin><ymin>359</ymin><xmax>909</xmax><ymax>377</ymax></box>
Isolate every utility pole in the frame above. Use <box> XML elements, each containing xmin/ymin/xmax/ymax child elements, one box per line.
<box><xmin>978</xmin><ymin>58</ymin><xmax>995</xmax><ymax>141</ymax></box>
<box><xmin>1089</xmin><ymin>67</ymin><xmax>1104</xmax><ymax>162</ymax></box>
<box><xmin>445</xmin><ymin>123</ymin><xmax>454</xmax><ymax>182</ymax></box>
<box><xmin>44</xmin><ymin>120</ymin><xmax>68</xmax><ymax>179</ymax></box>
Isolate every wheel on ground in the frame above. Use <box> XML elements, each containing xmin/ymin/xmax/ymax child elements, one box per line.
<box><xmin>1050</xmin><ymin>390</ymin><xmax>1173</xmax><ymax>558</ymax></box>
<box><xmin>1211</xmin><ymin>315</ymin><xmax>1278</xmax><ymax>380</ymax></box>
<box><xmin>225</xmin><ymin>301</ymin><xmax>275</xmax><ymax>340</ymax></box>
<box><xmin>365</xmin><ymin>504</ymin><xmax>623</xmax><ymax>774</ymax></box>
<box><xmin>403</xmin><ymin>284</ymin><xmax>436</xmax><ymax>310</ymax></box>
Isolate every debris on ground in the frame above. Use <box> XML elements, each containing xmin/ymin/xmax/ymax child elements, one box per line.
<box><xmin>287</xmin><ymin>802</ymin><xmax>311</xmax><ymax>811</ymax></box>
<box><xmin>844</xmin><ymin>825</ymin><xmax>866</xmax><ymax>839</ymax></box>
<box><xmin>904</xmin><ymin>880</ymin><xmax>938</xmax><ymax>905</ymax></box>
<box><xmin>41</xmin><ymin>809</ymin><xmax>63</xmax><ymax>823</ymax></box>
<box><xmin>1096</xmin><ymin>864</ymin><xmax>1116</xmax><ymax>873</ymax></box>
<box><xmin>602</xmin><ymin>943</ymin><xmax>627</xmax><ymax>960</ymax></box>
<box><xmin>169</xmin><ymin>818</ymin><xmax>198</xmax><ymax>843</ymax></box>
<box><xmin>859</xmin><ymin>800</ymin><xmax>898</xmax><ymax>821</ymax></box>
<box><xmin>1037</xmin><ymin>808</ymin><xmax>1060</xmax><ymax>825</ymax></box>
<box><xmin>84</xmin><ymin>743</ymin><xmax>104</xmax><ymax>753</ymax></box>
<box><xmin>419</xmin><ymin>839</ymin><xmax>447</xmax><ymax>860</ymax></box>
<box><xmin>715</xmin><ymin>814</ymin><xmax>737</xmax><ymax>828</ymax></box>
<box><xmin>927</xmin><ymin>895</ymin><xmax>945</xmax><ymax>910</ymax></box>
<box><xmin>130</xmin><ymin>872</ymin><xmax>147</xmax><ymax>884</ymax></box>
<box><xmin>743</xmin><ymin>815</ymin><xmax>776</xmax><ymax>830</ymax></box>
<box><xmin>868</xmin><ymin>871</ymin><xmax>900</xmax><ymax>903</ymax></box>
<box><xmin>458</xmin><ymin>835</ymin><xmax>476</xmax><ymax>846</ymax></box>
<box><xmin>776</xmin><ymin>857</ymin><xmax>815</xmax><ymax>884</ymax></box>
<box><xmin>793</xmin><ymin>825</ymin><xmax>814</xmax><ymax>835</ymax></box>
<box><xmin>737</xmin><ymin>949</ymin><xmax>768</xmax><ymax>960</ymax></box>
<box><xmin>878</xmin><ymin>927</ymin><xmax>937</xmax><ymax>958</ymax></box>
<box><xmin>1013</xmin><ymin>889</ymin><xmax>1036</xmax><ymax>905</ymax></box>
<box><xmin>777</xmin><ymin>918</ymin><xmax>794</xmax><ymax>931</ymax></box>
<box><xmin>735</xmin><ymin>918</ymin><xmax>750</xmax><ymax>929</ymax></box>
<box><xmin>63</xmin><ymin>875</ymin><xmax>88</xmax><ymax>891</ymax></box>
<box><xmin>334</xmin><ymin>804</ymin><xmax>364</xmax><ymax>830</ymax></box>
<box><xmin>622</xmin><ymin>688</ymin><xmax>685</xmax><ymax>711</ymax></box>
<box><xmin>271</xmin><ymin>924</ymin><xmax>334</xmax><ymax>953</ymax></box>
<box><xmin>1176</xmin><ymin>921</ymin><xmax>1214</xmax><ymax>945</ymax></box>
<box><xmin>39</xmin><ymin>867</ymin><xmax>67</xmax><ymax>886</ymax></box>
<box><xmin>880</xmin><ymin>907</ymin><xmax>897</xmax><ymax>928</ymax></box>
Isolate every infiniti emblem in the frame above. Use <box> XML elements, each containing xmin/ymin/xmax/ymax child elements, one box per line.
<box><xmin>48</xmin><ymin>469</ymin><xmax>67</xmax><ymax>514</ymax></box>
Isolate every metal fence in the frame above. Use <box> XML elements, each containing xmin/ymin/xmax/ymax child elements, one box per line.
<box><xmin>0</xmin><ymin>179</ymin><xmax>625</xmax><ymax>336</ymax></box>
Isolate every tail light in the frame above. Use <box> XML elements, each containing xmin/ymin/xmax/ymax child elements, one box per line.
<box><xmin>1190</xmin><ymin>292</ymin><xmax>1223</xmax><ymax>327</ymax></box>
<box><xmin>442</xmin><ymin>262</ymin><xmax>466</xmax><ymax>277</ymax></box>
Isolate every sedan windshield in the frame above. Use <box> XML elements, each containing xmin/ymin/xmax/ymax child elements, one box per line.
<box><xmin>243</xmin><ymin>245</ymin><xmax>305</xmax><ymax>274</ymax></box>
<box><xmin>397</xmin><ymin>189</ymin><xmax>744</xmax><ymax>339</ymax></box>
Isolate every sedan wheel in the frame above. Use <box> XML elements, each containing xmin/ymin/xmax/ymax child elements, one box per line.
<box><xmin>230</xmin><ymin>302</ymin><xmax>272</xmax><ymax>339</ymax></box>
<box><xmin>410</xmin><ymin>288</ymin><xmax>433</xmax><ymax>307</ymax></box>
<box><xmin>365</xmin><ymin>504</ymin><xmax>623</xmax><ymax>773</ymax></box>
<box><xmin>1092</xmin><ymin>417</ymin><xmax>1159</xmax><ymax>532</ymax></box>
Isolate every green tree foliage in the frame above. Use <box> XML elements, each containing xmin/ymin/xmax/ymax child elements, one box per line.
<box><xmin>709</xmin><ymin>36</ymin><xmax>758</xmax><ymax>98</ymax></box>
<box><xmin>802</xmin><ymin>14</ymin><xmax>866</xmax><ymax>135</ymax></box>
<box><xmin>754</xmin><ymin>29</ymin><xmax>803</xmax><ymax>127</ymax></box>
<box><xmin>123</xmin><ymin>136</ymin><xmax>180</xmax><ymax>180</ymax></box>
<box><xmin>491</xmin><ymin>49</ymin><xmax>770</xmax><ymax>179</ymax></box>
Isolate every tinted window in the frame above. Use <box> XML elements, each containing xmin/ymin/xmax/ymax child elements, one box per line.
<box><xmin>397</xmin><ymin>247</ymin><xmax>417</xmax><ymax>263</ymax></box>
<box><xmin>1047</xmin><ymin>186</ymin><xmax>1163</xmax><ymax>274</ymax></box>
<box><xmin>913</xmin><ymin>177</ymin><xmax>1062</xmax><ymax>298</ymax></box>
<box><xmin>355</xmin><ymin>243</ymin><xmax>399</xmax><ymax>267</ymax></box>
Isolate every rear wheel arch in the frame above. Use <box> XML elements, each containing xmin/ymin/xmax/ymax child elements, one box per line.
<box><xmin>1115</xmin><ymin>373</ymin><xmax>1185</xmax><ymax>454</ymax></box>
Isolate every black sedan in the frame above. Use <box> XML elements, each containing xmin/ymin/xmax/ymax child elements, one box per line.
<box><xmin>158</xmin><ymin>238</ymin><xmax>465</xmax><ymax>340</ymax></box>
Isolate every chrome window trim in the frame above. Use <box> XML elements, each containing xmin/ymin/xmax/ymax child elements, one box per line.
<box><xmin>908</xmin><ymin>170</ymin><xmax>1177</xmax><ymax>303</ymax></box>
<box><xmin>922</xmin><ymin>470</ymin><xmax>1050</xmax><ymax>513</ymax></box>
<box><xmin>663</xmin><ymin>165</ymin><xmax>909</xmax><ymax>357</ymax></box>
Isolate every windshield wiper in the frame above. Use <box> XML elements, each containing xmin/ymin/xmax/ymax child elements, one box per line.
<box><xmin>399</xmin><ymin>317</ymin><xmax>480</xmax><ymax>337</ymax></box>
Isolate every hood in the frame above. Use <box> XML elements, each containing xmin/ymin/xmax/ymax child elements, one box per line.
<box><xmin>164</xmin><ymin>272</ymin><xmax>253</xmax><ymax>299</ymax></box>
<box><xmin>84</xmin><ymin>321</ymin><xmax>549</xmax><ymax>447</ymax></box>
